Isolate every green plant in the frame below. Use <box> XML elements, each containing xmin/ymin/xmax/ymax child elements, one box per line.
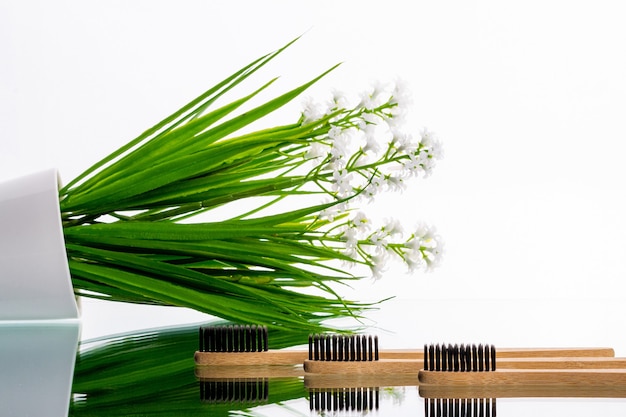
<box><xmin>59</xmin><ymin>37</ymin><xmax>442</xmax><ymax>333</ymax></box>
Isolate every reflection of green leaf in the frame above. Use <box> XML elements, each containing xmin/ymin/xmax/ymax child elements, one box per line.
<box><xmin>70</xmin><ymin>321</ymin><xmax>309</xmax><ymax>416</ymax></box>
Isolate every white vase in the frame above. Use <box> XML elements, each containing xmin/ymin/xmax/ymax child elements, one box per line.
<box><xmin>0</xmin><ymin>169</ymin><xmax>79</xmax><ymax>320</ymax></box>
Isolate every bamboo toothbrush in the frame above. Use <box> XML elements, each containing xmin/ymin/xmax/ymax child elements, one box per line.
<box><xmin>194</xmin><ymin>325</ymin><xmax>616</xmax><ymax>367</ymax></box>
<box><xmin>418</xmin><ymin>343</ymin><xmax>626</xmax><ymax>386</ymax></box>
<box><xmin>303</xmin><ymin>337</ymin><xmax>626</xmax><ymax>375</ymax></box>
<box><xmin>195</xmin><ymin>325</ymin><xmax>304</xmax><ymax>366</ymax></box>
<box><xmin>195</xmin><ymin>364</ymin><xmax>304</xmax><ymax>379</ymax></box>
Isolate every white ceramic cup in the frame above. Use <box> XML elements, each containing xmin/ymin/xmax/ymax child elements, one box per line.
<box><xmin>0</xmin><ymin>169</ymin><xmax>79</xmax><ymax>320</ymax></box>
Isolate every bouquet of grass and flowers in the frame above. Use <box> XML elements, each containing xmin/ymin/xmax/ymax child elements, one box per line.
<box><xmin>59</xmin><ymin>37</ymin><xmax>443</xmax><ymax>334</ymax></box>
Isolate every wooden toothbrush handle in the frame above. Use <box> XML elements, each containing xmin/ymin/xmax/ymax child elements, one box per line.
<box><xmin>194</xmin><ymin>350</ymin><xmax>306</xmax><ymax>366</ymax></box>
<box><xmin>419</xmin><ymin>368</ymin><xmax>626</xmax><ymax>386</ymax></box>
<box><xmin>496</xmin><ymin>347</ymin><xmax>615</xmax><ymax>358</ymax></box>
<box><xmin>358</xmin><ymin>347</ymin><xmax>615</xmax><ymax>360</ymax></box>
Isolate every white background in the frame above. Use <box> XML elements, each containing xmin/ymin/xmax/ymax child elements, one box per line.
<box><xmin>2</xmin><ymin>0</ymin><xmax>626</xmax><ymax>360</ymax></box>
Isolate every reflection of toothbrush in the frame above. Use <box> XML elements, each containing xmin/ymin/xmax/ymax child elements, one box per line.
<box><xmin>194</xmin><ymin>325</ymin><xmax>616</xmax><ymax>368</ymax></box>
<box><xmin>418</xmin><ymin>343</ymin><xmax>626</xmax><ymax>386</ymax></box>
<box><xmin>200</xmin><ymin>378</ymin><xmax>269</xmax><ymax>404</ymax></box>
<box><xmin>308</xmin><ymin>386</ymin><xmax>381</xmax><ymax>413</ymax></box>
<box><xmin>423</xmin><ymin>397</ymin><xmax>496</xmax><ymax>417</ymax></box>
<box><xmin>420</xmin><ymin>384</ymin><xmax>626</xmax><ymax>399</ymax></box>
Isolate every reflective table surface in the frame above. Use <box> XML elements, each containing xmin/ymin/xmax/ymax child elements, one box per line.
<box><xmin>2</xmin><ymin>298</ymin><xmax>626</xmax><ymax>416</ymax></box>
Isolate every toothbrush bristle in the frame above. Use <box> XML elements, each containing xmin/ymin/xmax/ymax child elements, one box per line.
<box><xmin>308</xmin><ymin>334</ymin><xmax>379</xmax><ymax>361</ymax></box>
<box><xmin>200</xmin><ymin>378</ymin><xmax>269</xmax><ymax>403</ymax></box>
<box><xmin>424</xmin><ymin>398</ymin><xmax>496</xmax><ymax>417</ymax></box>
<box><xmin>309</xmin><ymin>387</ymin><xmax>380</xmax><ymax>412</ymax></box>
<box><xmin>423</xmin><ymin>344</ymin><xmax>496</xmax><ymax>372</ymax></box>
<box><xmin>199</xmin><ymin>325</ymin><xmax>269</xmax><ymax>352</ymax></box>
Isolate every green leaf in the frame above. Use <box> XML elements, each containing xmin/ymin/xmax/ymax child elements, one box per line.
<box><xmin>60</xmin><ymin>36</ymin><xmax>301</xmax><ymax>197</ymax></box>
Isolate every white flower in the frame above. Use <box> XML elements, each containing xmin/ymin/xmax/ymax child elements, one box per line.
<box><xmin>406</xmin><ymin>249</ymin><xmax>427</xmax><ymax>272</ymax></box>
<box><xmin>362</xmin><ymin>111</ymin><xmax>384</xmax><ymax>125</ymax></box>
<box><xmin>325</xmin><ymin>156</ymin><xmax>347</xmax><ymax>172</ymax></box>
<box><xmin>301</xmin><ymin>96</ymin><xmax>325</xmax><ymax>124</ymax></box>
<box><xmin>329</xmin><ymin>131</ymin><xmax>351</xmax><ymax>161</ymax></box>
<box><xmin>391</xmin><ymin>129</ymin><xmax>418</xmax><ymax>154</ymax></box>
<box><xmin>387</xmin><ymin>79</ymin><xmax>412</xmax><ymax>127</ymax></box>
<box><xmin>350</xmin><ymin>211</ymin><xmax>371</xmax><ymax>232</ymax></box>
<box><xmin>370</xmin><ymin>252</ymin><xmax>390</xmax><ymax>280</ymax></box>
<box><xmin>410</xmin><ymin>223</ymin><xmax>436</xmax><ymax>247</ymax></box>
<box><xmin>369</xmin><ymin>228</ymin><xmax>389</xmax><ymax>252</ymax></box>
<box><xmin>342</xmin><ymin>246</ymin><xmax>358</xmax><ymax>259</ymax></box>
<box><xmin>328</xmin><ymin>125</ymin><xmax>343</xmax><ymax>140</ymax></box>
<box><xmin>362</xmin><ymin>172</ymin><xmax>385</xmax><ymax>200</ymax></box>
<box><xmin>359</xmin><ymin>81</ymin><xmax>390</xmax><ymax>110</ymax></box>
<box><xmin>384</xmin><ymin>174</ymin><xmax>406</xmax><ymax>192</ymax></box>
<box><xmin>329</xmin><ymin>127</ymin><xmax>361</xmax><ymax>165</ymax></box>
<box><xmin>359</xmin><ymin>93</ymin><xmax>377</xmax><ymax>111</ymax></box>
<box><xmin>389</xmin><ymin>78</ymin><xmax>413</xmax><ymax>109</ymax></box>
<box><xmin>362</xmin><ymin>123</ymin><xmax>382</xmax><ymax>155</ymax></box>
<box><xmin>332</xmin><ymin>89</ymin><xmax>352</xmax><ymax>110</ymax></box>
<box><xmin>424</xmin><ymin>243</ymin><xmax>444</xmax><ymax>270</ymax></box>
<box><xmin>421</xmin><ymin>158</ymin><xmax>437</xmax><ymax>177</ymax></box>
<box><xmin>332</xmin><ymin>168</ymin><xmax>354</xmax><ymax>197</ymax></box>
<box><xmin>394</xmin><ymin>128</ymin><xmax>442</xmax><ymax>178</ymax></box>
<box><xmin>404</xmin><ymin>223</ymin><xmax>443</xmax><ymax>271</ymax></box>
<box><xmin>382</xmin><ymin>218</ymin><xmax>404</xmax><ymax>237</ymax></box>
<box><xmin>318</xmin><ymin>201</ymin><xmax>348</xmax><ymax>222</ymax></box>
<box><xmin>419</xmin><ymin>128</ymin><xmax>443</xmax><ymax>161</ymax></box>
<box><xmin>402</xmin><ymin>153</ymin><xmax>425</xmax><ymax>177</ymax></box>
<box><xmin>342</xmin><ymin>226</ymin><xmax>359</xmax><ymax>251</ymax></box>
<box><xmin>417</xmin><ymin>138</ymin><xmax>443</xmax><ymax>177</ymax></box>
<box><xmin>319</xmin><ymin>205</ymin><xmax>340</xmax><ymax>222</ymax></box>
<box><xmin>305</xmin><ymin>141</ymin><xmax>328</xmax><ymax>160</ymax></box>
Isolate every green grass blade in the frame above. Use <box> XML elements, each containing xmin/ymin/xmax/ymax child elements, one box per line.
<box><xmin>60</xmin><ymin>64</ymin><xmax>339</xmax><ymax>214</ymax></box>
<box><xmin>60</xmin><ymin>36</ymin><xmax>301</xmax><ymax>196</ymax></box>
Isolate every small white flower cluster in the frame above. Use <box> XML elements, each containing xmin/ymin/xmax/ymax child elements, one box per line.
<box><xmin>301</xmin><ymin>80</ymin><xmax>443</xmax><ymax>202</ymax></box>
<box><xmin>337</xmin><ymin>212</ymin><xmax>444</xmax><ymax>279</ymax></box>
<box><xmin>393</xmin><ymin>128</ymin><xmax>444</xmax><ymax>179</ymax></box>
<box><xmin>404</xmin><ymin>222</ymin><xmax>444</xmax><ymax>273</ymax></box>
<box><xmin>301</xmin><ymin>80</ymin><xmax>444</xmax><ymax>278</ymax></box>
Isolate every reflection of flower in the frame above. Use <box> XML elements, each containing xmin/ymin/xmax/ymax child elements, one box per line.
<box><xmin>381</xmin><ymin>386</ymin><xmax>407</xmax><ymax>406</ymax></box>
<box><xmin>59</xmin><ymin>37</ymin><xmax>442</xmax><ymax>334</ymax></box>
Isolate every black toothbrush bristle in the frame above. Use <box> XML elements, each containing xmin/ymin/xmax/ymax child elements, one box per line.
<box><xmin>423</xmin><ymin>344</ymin><xmax>496</xmax><ymax>372</ymax></box>
<box><xmin>309</xmin><ymin>387</ymin><xmax>379</xmax><ymax>412</ymax></box>
<box><xmin>425</xmin><ymin>398</ymin><xmax>496</xmax><ymax>417</ymax></box>
<box><xmin>200</xmin><ymin>378</ymin><xmax>269</xmax><ymax>404</ymax></box>
<box><xmin>308</xmin><ymin>334</ymin><xmax>379</xmax><ymax>361</ymax></box>
<box><xmin>199</xmin><ymin>325</ymin><xmax>269</xmax><ymax>352</ymax></box>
